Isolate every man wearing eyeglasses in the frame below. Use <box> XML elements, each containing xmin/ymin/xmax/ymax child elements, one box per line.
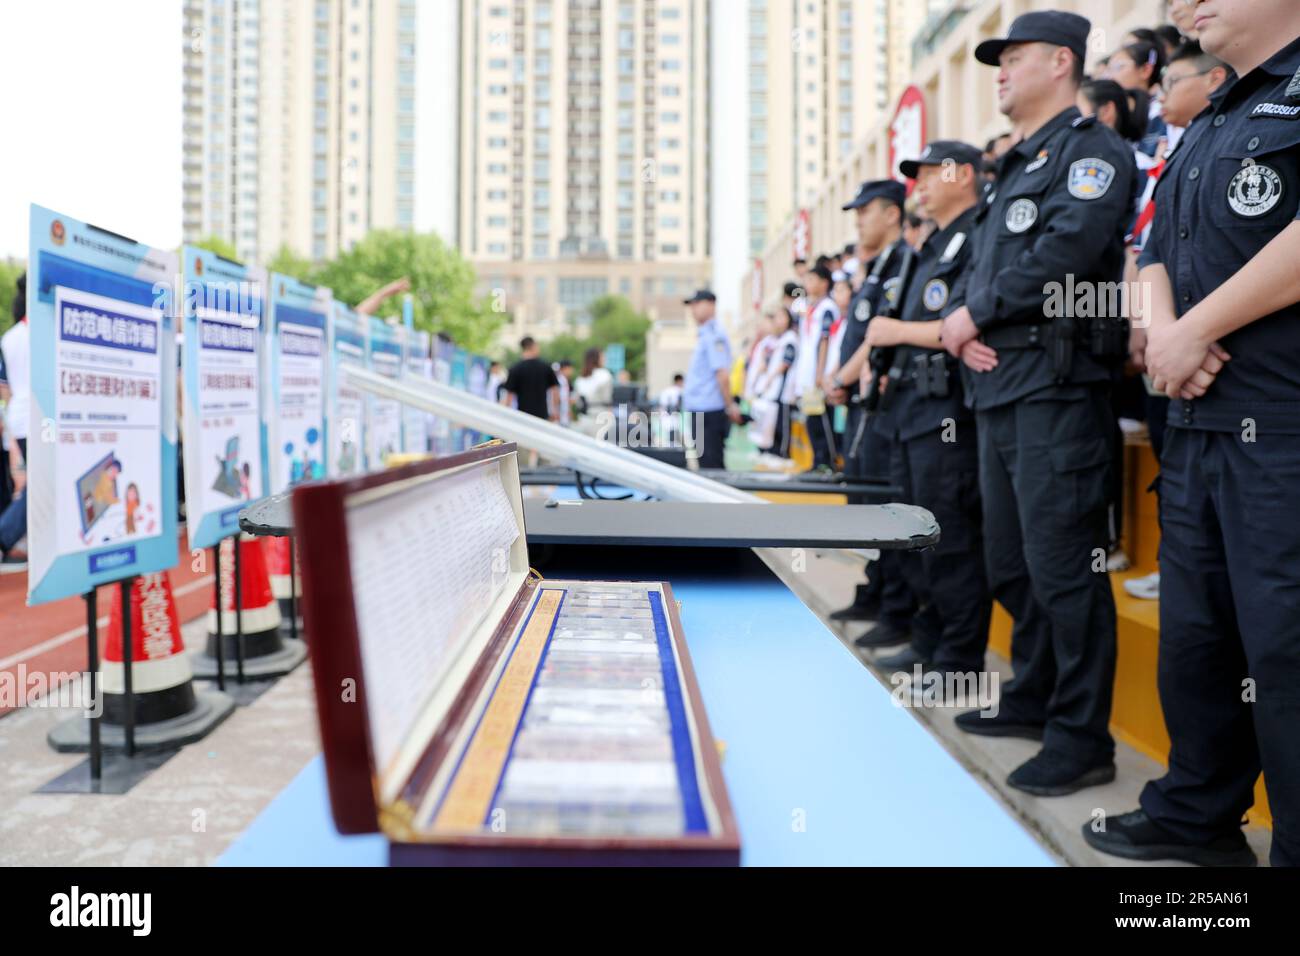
<box><xmin>1160</xmin><ymin>42</ymin><xmax>1229</xmax><ymax>134</ymax></box>
<box><xmin>1085</xmin><ymin>0</ymin><xmax>1300</xmax><ymax>869</ymax></box>
<box><xmin>1166</xmin><ymin>0</ymin><xmax>1200</xmax><ymax>42</ymax></box>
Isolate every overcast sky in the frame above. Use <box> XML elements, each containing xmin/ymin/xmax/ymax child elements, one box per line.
<box><xmin>0</xmin><ymin>1</ymin><xmax>182</xmax><ymax>259</ymax></box>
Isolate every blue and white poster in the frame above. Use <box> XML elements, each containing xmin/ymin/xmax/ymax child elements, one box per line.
<box><xmin>402</xmin><ymin>325</ymin><xmax>431</xmax><ymax>455</ymax></box>
<box><xmin>26</xmin><ymin>205</ymin><xmax>179</xmax><ymax>605</ymax></box>
<box><xmin>367</xmin><ymin>317</ymin><xmax>403</xmax><ymax>466</ymax></box>
<box><xmin>467</xmin><ymin>354</ymin><xmax>491</xmax><ymax>446</ymax></box>
<box><xmin>266</xmin><ymin>274</ymin><xmax>330</xmax><ymax>492</ymax></box>
<box><xmin>329</xmin><ymin>303</ymin><xmax>368</xmax><ymax>477</ymax></box>
<box><xmin>431</xmin><ymin>338</ymin><xmax>454</xmax><ymax>456</ymax></box>
<box><xmin>449</xmin><ymin>347</ymin><xmax>469</xmax><ymax>452</ymax></box>
<box><xmin>181</xmin><ymin>247</ymin><xmax>266</xmax><ymax>549</ymax></box>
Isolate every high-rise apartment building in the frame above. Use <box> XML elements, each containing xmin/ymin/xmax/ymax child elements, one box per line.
<box><xmin>744</xmin><ymin>0</ymin><xmax>948</xmax><ymax>256</ymax></box>
<box><xmin>182</xmin><ymin>0</ymin><xmax>417</xmax><ymax>264</ymax></box>
<box><xmin>457</xmin><ymin>0</ymin><xmax>711</xmax><ymax>345</ymax></box>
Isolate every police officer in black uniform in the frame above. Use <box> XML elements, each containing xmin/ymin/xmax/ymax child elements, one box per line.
<box><xmin>938</xmin><ymin>11</ymin><xmax>1135</xmax><ymax>795</ymax></box>
<box><xmin>827</xmin><ymin>180</ymin><xmax>928</xmax><ymax>650</ymax></box>
<box><xmin>1086</xmin><ymin>0</ymin><xmax>1300</xmax><ymax>868</ymax></box>
<box><xmin>864</xmin><ymin>141</ymin><xmax>991</xmax><ymax>685</ymax></box>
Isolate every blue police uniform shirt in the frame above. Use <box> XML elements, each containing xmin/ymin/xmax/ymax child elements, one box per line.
<box><xmin>683</xmin><ymin>317</ymin><xmax>733</xmax><ymax>412</ymax></box>
<box><xmin>1138</xmin><ymin>35</ymin><xmax>1300</xmax><ymax>434</ymax></box>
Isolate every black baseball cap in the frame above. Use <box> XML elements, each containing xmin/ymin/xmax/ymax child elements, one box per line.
<box><xmin>842</xmin><ymin>178</ymin><xmax>907</xmax><ymax>211</ymax></box>
<box><xmin>974</xmin><ymin>11</ymin><xmax>1090</xmax><ymax>67</ymax></box>
<box><xmin>683</xmin><ymin>288</ymin><xmax>716</xmax><ymax>305</ymax></box>
<box><xmin>898</xmin><ymin>140</ymin><xmax>985</xmax><ymax>179</ymax></box>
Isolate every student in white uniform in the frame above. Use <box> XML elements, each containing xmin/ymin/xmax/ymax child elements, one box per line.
<box><xmin>797</xmin><ymin>263</ymin><xmax>838</xmax><ymax>469</ymax></box>
<box><xmin>753</xmin><ymin>307</ymin><xmax>799</xmax><ymax>458</ymax></box>
<box><xmin>743</xmin><ymin>313</ymin><xmax>777</xmax><ymax>404</ymax></box>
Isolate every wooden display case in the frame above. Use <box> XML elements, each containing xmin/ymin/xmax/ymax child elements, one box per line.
<box><xmin>292</xmin><ymin>442</ymin><xmax>741</xmax><ymax>865</ymax></box>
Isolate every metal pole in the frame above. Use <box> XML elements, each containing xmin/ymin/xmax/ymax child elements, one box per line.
<box><xmin>120</xmin><ymin>577</ymin><xmax>135</xmax><ymax>758</ymax></box>
<box><xmin>213</xmin><ymin>544</ymin><xmax>225</xmax><ymax>692</ymax></box>
<box><xmin>85</xmin><ymin>590</ymin><xmax>101</xmax><ymax>783</ymax></box>
<box><xmin>233</xmin><ymin>535</ymin><xmax>245</xmax><ymax>683</ymax></box>
<box><xmin>288</xmin><ymin>536</ymin><xmax>298</xmax><ymax>642</ymax></box>
<box><xmin>343</xmin><ymin>366</ymin><xmax>759</xmax><ymax>505</ymax></box>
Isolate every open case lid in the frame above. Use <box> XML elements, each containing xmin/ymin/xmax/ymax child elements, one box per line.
<box><xmin>292</xmin><ymin>442</ymin><xmax>532</xmax><ymax>834</ymax></box>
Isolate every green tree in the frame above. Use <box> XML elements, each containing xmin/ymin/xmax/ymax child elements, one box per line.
<box><xmin>191</xmin><ymin>235</ymin><xmax>239</xmax><ymax>260</ymax></box>
<box><xmin>539</xmin><ymin>332</ymin><xmax>587</xmax><ymax>368</ymax></box>
<box><xmin>309</xmin><ymin>230</ymin><xmax>503</xmax><ymax>353</ymax></box>
<box><xmin>587</xmin><ymin>295</ymin><xmax>652</xmax><ymax>380</ymax></box>
<box><xmin>265</xmin><ymin>244</ymin><xmax>314</xmax><ymax>282</ymax></box>
<box><xmin>0</xmin><ymin>259</ymin><xmax>24</xmax><ymax>335</ymax></box>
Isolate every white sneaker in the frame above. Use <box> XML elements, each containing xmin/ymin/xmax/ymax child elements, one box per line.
<box><xmin>1124</xmin><ymin>571</ymin><xmax>1160</xmax><ymax>601</ymax></box>
<box><xmin>1106</xmin><ymin>548</ymin><xmax>1132</xmax><ymax>572</ymax></box>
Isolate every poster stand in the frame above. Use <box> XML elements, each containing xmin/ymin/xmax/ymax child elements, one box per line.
<box><xmin>119</xmin><ymin>578</ymin><xmax>135</xmax><ymax>757</ymax></box>
<box><xmin>233</xmin><ymin>535</ymin><xmax>246</xmax><ymax>682</ymax></box>
<box><xmin>212</xmin><ymin>544</ymin><xmax>225</xmax><ymax>691</ymax></box>
<box><xmin>85</xmin><ymin>590</ymin><xmax>101</xmax><ymax>781</ymax></box>
<box><xmin>287</xmin><ymin>542</ymin><xmax>298</xmax><ymax>642</ymax></box>
<box><xmin>47</xmin><ymin>578</ymin><xmax>146</xmax><ymax>794</ymax></box>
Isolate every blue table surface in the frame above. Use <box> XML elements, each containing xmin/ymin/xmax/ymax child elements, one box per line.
<box><xmin>219</xmin><ymin>547</ymin><xmax>1053</xmax><ymax>867</ymax></box>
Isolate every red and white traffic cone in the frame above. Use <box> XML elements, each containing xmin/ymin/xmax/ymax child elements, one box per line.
<box><xmin>48</xmin><ymin>571</ymin><xmax>236</xmax><ymax>752</ymax></box>
<box><xmin>263</xmin><ymin>536</ymin><xmax>302</xmax><ymax>637</ymax></box>
<box><xmin>191</xmin><ymin>534</ymin><xmax>306</xmax><ymax>679</ymax></box>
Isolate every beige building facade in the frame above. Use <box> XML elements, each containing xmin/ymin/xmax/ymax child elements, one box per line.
<box><xmin>740</xmin><ymin>0</ymin><xmax>1159</xmax><ymax>324</ymax></box>
<box><xmin>182</xmin><ymin>0</ymin><xmax>417</xmax><ymax>265</ymax></box>
<box><xmin>746</xmin><ymin>0</ymin><xmax>949</xmax><ymax>258</ymax></box>
<box><xmin>460</xmin><ymin>0</ymin><xmax>712</xmax><ymax>373</ymax></box>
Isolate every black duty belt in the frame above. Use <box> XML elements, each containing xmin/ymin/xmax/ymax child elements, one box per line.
<box><xmin>886</xmin><ymin>349</ymin><xmax>953</xmax><ymax>400</ymax></box>
<box><xmin>981</xmin><ymin>323</ymin><xmax>1052</xmax><ymax>349</ymax></box>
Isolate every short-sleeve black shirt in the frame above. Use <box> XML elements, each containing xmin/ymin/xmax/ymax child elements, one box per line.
<box><xmin>505</xmin><ymin>357</ymin><xmax>560</xmax><ymax>419</ymax></box>
<box><xmin>1139</xmin><ymin>35</ymin><xmax>1300</xmax><ymax>434</ymax></box>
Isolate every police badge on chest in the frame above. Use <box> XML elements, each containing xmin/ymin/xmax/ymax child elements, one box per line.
<box><xmin>1228</xmin><ymin>158</ymin><xmax>1284</xmax><ymax>218</ymax></box>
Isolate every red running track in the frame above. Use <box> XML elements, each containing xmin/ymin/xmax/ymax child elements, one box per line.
<box><xmin>0</xmin><ymin>530</ymin><xmax>214</xmax><ymax>717</ymax></box>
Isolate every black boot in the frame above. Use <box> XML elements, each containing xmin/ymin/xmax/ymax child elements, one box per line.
<box><xmin>829</xmin><ymin>585</ymin><xmax>881</xmax><ymax>622</ymax></box>
<box><xmin>953</xmin><ymin>709</ymin><xmax>1044</xmax><ymax>741</ymax></box>
<box><xmin>876</xmin><ymin>644</ymin><xmax>928</xmax><ymax>672</ymax></box>
<box><xmin>1082</xmin><ymin>810</ymin><xmax>1257</xmax><ymax>866</ymax></box>
<box><xmin>853</xmin><ymin>621</ymin><xmax>909</xmax><ymax>649</ymax></box>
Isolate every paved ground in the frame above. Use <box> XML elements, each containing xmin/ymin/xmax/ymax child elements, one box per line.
<box><xmin>0</xmin><ymin>542</ymin><xmax>1274</xmax><ymax>866</ymax></box>
<box><xmin>756</xmin><ymin>545</ymin><xmax>1273</xmax><ymax>868</ymax></box>
<box><xmin>0</xmin><ymin>611</ymin><xmax>319</xmax><ymax>866</ymax></box>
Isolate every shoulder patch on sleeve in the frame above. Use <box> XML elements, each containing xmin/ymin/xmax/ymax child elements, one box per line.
<box><xmin>1068</xmin><ymin>157</ymin><xmax>1117</xmax><ymax>200</ymax></box>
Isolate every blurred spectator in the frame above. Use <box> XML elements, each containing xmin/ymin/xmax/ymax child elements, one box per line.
<box><xmin>501</xmin><ymin>336</ymin><xmax>559</xmax><ymax>422</ymax></box>
<box><xmin>574</xmin><ymin>346</ymin><xmax>614</xmax><ymax>418</ymax></box>
<box><xmin>1106</xmin><ymin>39</ymin><xmax>1168</xmax><ymax>154</ymax></box>
<box><xmin>553</xmin><ymin>359</ymin><xmax>574</xmax><ymax>425</ymax></box>
<box><xmin>0</xmin><ymin>273</ymin><xmax>29</xmax><ymax>572</ymax></box>
<box><xmin>658</xmin><ymin>373</ymin><xmax>685</xmax><ymax>414</ymax></box>
<box><xmin>487</xmin><ymin>360</ymin><xmax>506</xmax><ymax>403</ymax></box>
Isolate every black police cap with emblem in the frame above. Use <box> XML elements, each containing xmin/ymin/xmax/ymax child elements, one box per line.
<box><xmin>842</xmin><ymin>179</ymin><xmax>907</xmax><ymax>211</ymax></box>
<box><xmin>898</xmin><ymin>140</ymin><xmax>985</xmax><ymax>180</ymax></box>
<box><xmin>974</xmin><ymin>10</ymin><xmax>1090</xmax><ymax>67</ymax></box>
